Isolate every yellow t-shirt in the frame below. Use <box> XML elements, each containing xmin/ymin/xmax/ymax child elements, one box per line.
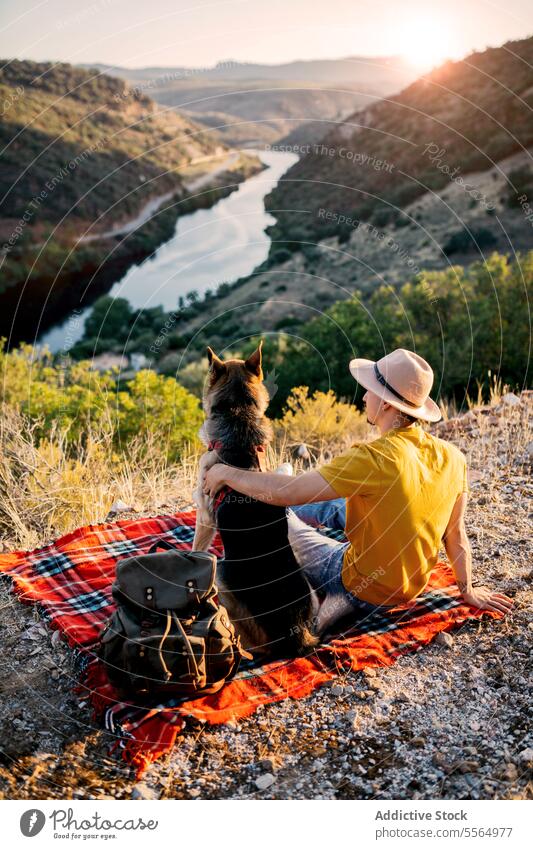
<box><xmin>318</xmin><ymin>424</ymin><xmax>469</xmax><ymax>606</ymax></box>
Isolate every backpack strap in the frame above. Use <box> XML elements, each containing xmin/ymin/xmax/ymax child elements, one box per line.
<box><xmin>172</xmin><ymin>611</ymin><xmax>199</xmax><ymax>679</ymax></box>
<box><xmin>147</xmin><ymin>538</ymin><xmax>180</xmax><ymax>555</ymax></box>
<box><xmin>158</xmin><ymin>610</ymin><xmax>173</xmax><ymax>681</ymax></box>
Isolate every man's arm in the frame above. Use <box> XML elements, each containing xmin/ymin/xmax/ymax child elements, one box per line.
<box><xmin>203</xmin><ymin>462</ymin><xmax>338</xmax><ymax>507</ymax></box>
<box><xmin>443</xmin><ymin>493</ymin><xmax>513</xmax><ymax>614</ymax></box>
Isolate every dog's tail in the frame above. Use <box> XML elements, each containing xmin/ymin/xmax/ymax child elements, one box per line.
<box><xmin>297</xmin><ymin>625</ymin><xmax>321</xmax><ymax>654</ymax></box>
<box><xmin>288</xmin><ymin>613</ymin><xmax>320</xmax><ymax>656</ymax></box>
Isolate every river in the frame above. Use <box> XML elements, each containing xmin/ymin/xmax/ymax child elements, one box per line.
<box><xmin>39</xmin><ymin>149</ymin><xmax>298</xmax><ymax>353</ymax></box>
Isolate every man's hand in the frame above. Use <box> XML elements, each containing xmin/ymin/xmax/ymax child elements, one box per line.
<box><xmin>461</xmin><ymin>585</ymin><xmax>514</xmax><ymax>614</ymax></box>
<box><xmin>203</xmin><ymin>462</ymin><xmax>228</xmax><ymax>498</ymax></box>
<box><xmin>203</xmin><ymin>466</ymin><xmax>337</xmax><ymax>506</ymax></box>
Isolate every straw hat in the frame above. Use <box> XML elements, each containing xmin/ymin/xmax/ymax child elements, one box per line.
<box><xmin>349</xmin><ymin>348</ymin><xmax>442</xmax><ymax>423</ymax></box>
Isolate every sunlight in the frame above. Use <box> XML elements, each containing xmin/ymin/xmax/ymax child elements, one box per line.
<box><xmin>397</xmin><ymin>15</ymin><xmax>457</xmax><ymax>70</ymax></box>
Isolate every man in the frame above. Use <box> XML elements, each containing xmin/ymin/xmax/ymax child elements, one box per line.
<box><xmin>203</xmin><ymin>348</ymin><xmax>513</xmax><ymax>634</ymax></box>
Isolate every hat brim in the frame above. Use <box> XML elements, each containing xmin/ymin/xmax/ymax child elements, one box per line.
<box><xmin>349</xmin><ymin>358</ymin><xmax>442</xmax><ymax>423</ymax></box>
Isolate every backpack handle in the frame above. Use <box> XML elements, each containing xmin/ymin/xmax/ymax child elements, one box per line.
<box><xmin>147</xmin><ymin>538</ymin><xmax>180</xmax><ymax>555</ymax></box>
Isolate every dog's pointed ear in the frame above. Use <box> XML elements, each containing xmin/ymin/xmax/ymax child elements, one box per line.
<box><xmin>244</xmin><ymin>340</ymin><xmax>263</xmax><ymax>377</ymax></box>
<box><xmin>207</xmin><ymin>346</ymin><xmax>226</xmax><ymax>378</ymax></box>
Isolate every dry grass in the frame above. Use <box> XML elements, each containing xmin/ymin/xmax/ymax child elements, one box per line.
<box><xmin>274</xmin><ymin>387</ymin><xmax>370</xmax><ymax>463</ymax></box>
<box><xmin>2</xmin><ymin>380</ymin><xmax>525</xmax><ymax>553</ymax></box>
<box><xmin>0</xmin><ymin>406</ymin><xmax>200</xmax><ymax>550</ymax></box>
<box><xmin>0</xmin><ymin>387</ymin><xmax>373</xmax><ymax>551</ymax></box>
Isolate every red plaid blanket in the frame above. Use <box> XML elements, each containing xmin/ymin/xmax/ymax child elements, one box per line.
<box><xmin>0</xmin><ymin>510</ymin><xmax>502</xmax><ymax>778</ymax></box>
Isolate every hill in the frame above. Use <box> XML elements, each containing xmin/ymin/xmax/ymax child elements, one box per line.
<box><xmin>84</xmin><ymin>57</ymin><xmax>418</xmax><ymax>148</ymax></box>
<box><xmin>0</xmin><ymin>59</ymin><xmax>222</xmax><ymax>234</ymax></box>
<box><xmin>265</xmin><ymin>36</ymin><xmax>533</xmax><ymax>245</ymax></box>
<box><xmin>151</xmin><ymin>37</ymin><xmax>533</xmax><ymax>347</ymax></box>
<box><xmin>0</xmin><ymin>60</ymin><xmax>261</xmax><ymax>342</ymax></box>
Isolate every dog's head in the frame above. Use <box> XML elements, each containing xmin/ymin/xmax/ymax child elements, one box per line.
<box><xmin>203</xmin><ymin>341</ymin><xmax>269</xmax><ymax>416</ymax></box>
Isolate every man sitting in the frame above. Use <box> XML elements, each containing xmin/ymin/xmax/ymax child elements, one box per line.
<box><xmin>203</xmin><ymin>348</ymin><xmax>513</xmax><ymax>635</ymax></box>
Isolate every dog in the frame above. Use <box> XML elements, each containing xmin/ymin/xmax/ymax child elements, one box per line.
<box><xmin>192</xmin><ymin>342</ymin><xmax>319</xmax><ymax>659</ymax></box>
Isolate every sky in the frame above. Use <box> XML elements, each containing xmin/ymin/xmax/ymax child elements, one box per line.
<box><xmin>0</xmin><ymin>0</ymin><xmax>532</xmax><ymax>70</ymax></box>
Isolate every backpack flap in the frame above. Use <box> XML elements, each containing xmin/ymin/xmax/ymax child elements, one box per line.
<box><xmin>114</xmin><ymin>549</ymin><xmax>216</xmax><ymax>611</ymax></box>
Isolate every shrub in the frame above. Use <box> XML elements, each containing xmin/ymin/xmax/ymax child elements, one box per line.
<box><xmin>443</xmin><ymin>227</ymin><xmax>497</xmax><ymax>256</ymax></box>
<box><xmin>275</xmin><ymin>386</ymin><xmax>369</xmax><ymax>459</ymax></box>
<box><xmin>0</xmin><ymin>341</ymin><xmax>202</xmax><ymax>461</ymax></box>
<box><xmin>506</xmin><ymin>166</ymin><xmax>533</xmax><ymax>207</ymax></box>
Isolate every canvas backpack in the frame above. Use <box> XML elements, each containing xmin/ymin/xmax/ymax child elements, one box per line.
<box><xmin>99</xmin><ymin>540</ymin><xmax>252</xmax><ymax>698</ymax></box>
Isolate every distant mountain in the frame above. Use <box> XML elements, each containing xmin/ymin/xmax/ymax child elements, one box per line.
<box><xmin>82</xmin><ymin>55</ymin><xmax>416</xmax><ymax>86</ymax></box>
<box><xmin>81</xmin><ymin>57</ymin><xmax>418</xmax><ymax>148</ymax></box>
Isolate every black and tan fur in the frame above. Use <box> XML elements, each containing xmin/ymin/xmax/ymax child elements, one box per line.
<box><xmin>192</xmin><ymin>343</ymin><xmax>319</xmax><ymax>659</ymax></box>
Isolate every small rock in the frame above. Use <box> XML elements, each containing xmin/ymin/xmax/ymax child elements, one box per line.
<box><xmin>275</xmin><ymin>462</ymin><xmax>293</xmax><ymax>476</ymax></box>
<box><xmin>331</xmin><ymin>685</ymin><xmax>344</xmax><ymax>696</ymax></box>
<box><xmin>188</xmin><ymin>788</ymin><xmax>201</xmax><ymax>798</ymax></box>
<box><xmin>457</xmin><ymin>760</ymin><xmax>479</xmax><ymax>774</ymax></box>
<box><xmin>394</xmin><ymin>691</ymin><xmax>411</xmax><ymax>703</ymax></box>
<box><xmin>296</xmin><ymin>444</ymin><xmax>310</xmax><ymax>461</ymax></box>
<box><xmin>51</xmin><ymin>630</ymin><xmax>62</xmax><ymax>647</ymax></box>
<box><xmin>435</xmin><ymin>631</ymin><xmax>454</xmax><ymax>648</ymax></box>
<box><xmin>433</xmin><ymin>752</ymin><xmax>447</xmax><ymax>767</ymax></box>
<box><xmin>503</xmin><ymin>763</ymin><xmax>518</xmax><ymax>782</ymax></box>
<box><xmin>24</xmin><ymin>630</ymin><xmax>41</xmax><ymax>642</ymax></box>
<box><xmin>501</xmin><ymin>393</ymin><xmax>521</xmax><ymax>407</ymax></box>
<box><xmin>255</xmin><ymin>773</ymin><xmax>276</xmax><ymax>791</ymax></box>
<box><xmin>411</xmin><ymin>736</ymin><xmax>426</xmax><ymax>748</ymax></box>
<box><xmin>518</xmin><ymin>747</ymin><xmax>533</xmax><ymax>764</ymax></box>
<box><xmin>131</xmin><ymin>783</ymin><xmax>159</xmax><ymax>800</ymax></box>
<box><xmin>108</xmin><ymin>500</ymin><xmax>134</xmax><ymax>516</ymax></box>
<box><xmin>259</xmin><ymin>758</ymin><xmax>275</xmax><ymax>771</ymax></box>
<box><xmin>363</xmin><ymin>668</ymin><xmax>377</xmax><ymax>678</ymax></box>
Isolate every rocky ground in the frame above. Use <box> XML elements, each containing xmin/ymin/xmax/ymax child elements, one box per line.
<box><xmin>0</xmin><ymin>392</ymin><xmax>531</xmax><ymax>800</ymax></box>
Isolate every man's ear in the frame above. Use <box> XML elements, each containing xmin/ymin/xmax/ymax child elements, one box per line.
<box><xmin>207</xmin><ymin>346</ymin><xmax>226</xmax><ymax>379</ymax></box>
<box><xmin>244</xmin><ymin>340</ymin><xmax>263</xmax><ymax>377</ymax></box>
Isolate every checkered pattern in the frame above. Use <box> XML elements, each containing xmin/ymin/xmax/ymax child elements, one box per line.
<box><xmin>0</xmin><ymin>509</ymin><xmax>503</xmax><ymax>779</ymax></box>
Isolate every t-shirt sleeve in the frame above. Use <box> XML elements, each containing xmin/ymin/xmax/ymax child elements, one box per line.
<box><xmin>461</xmin><ymin>455</ymin><xmax>470</xmax><ymax>494</ymax></box>
<box><xmin>318</xmin><ymin>444</ymin><xmax>383</xmax><ymax>498</ymax></box>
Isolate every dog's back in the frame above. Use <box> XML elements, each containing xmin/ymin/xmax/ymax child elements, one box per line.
<box><xmin>195</xmin><ymin>341</ymin><xmax>319</xmax><ymax>658</ymax></box>
<box><xmin>216</xmin><ymin>492</ymin><xmax>319</xmax><ymax>657</ymax></box>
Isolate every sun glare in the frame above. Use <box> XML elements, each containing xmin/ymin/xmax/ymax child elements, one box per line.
<box><xmin>397</xmin><ymin>16</ymin><xmax>456</xmax><ymax>71</ymax></box>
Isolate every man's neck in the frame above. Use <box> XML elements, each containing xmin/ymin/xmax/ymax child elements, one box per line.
<box><xmin>377</xmin><ymin>417</ymin><xmax>417</xmax><ymax>436</ymax></box>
